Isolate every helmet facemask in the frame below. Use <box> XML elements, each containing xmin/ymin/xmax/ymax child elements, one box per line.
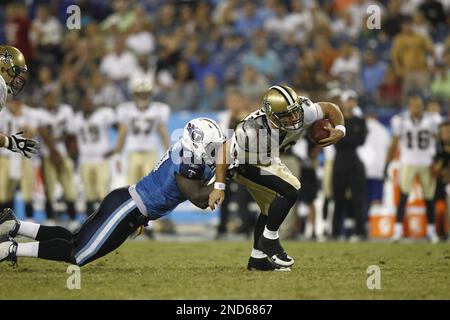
<box><xmin>1</xmin><ymin>46</ymin><xmax>27</xmax><ymax>96</ymax></box>
<box><xmin>202</xmin><ymin>141</ymin><xmax>224</xmax><ymax>165</ymax></box>
<box><xmin>264</xmin><ymin>99</ymin><xmax>304</xmax><ymax>132</ymax></box>
<box><xmin>6</xmin><ymin>66</ymin><xmax>27</xmax><ymax>96</ymax></box>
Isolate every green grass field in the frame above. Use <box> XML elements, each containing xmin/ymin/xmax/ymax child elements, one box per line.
<box><xmin>2</xmin><ymin>240</ymin><xmax>450</xmax><ymax>299</ymax></box>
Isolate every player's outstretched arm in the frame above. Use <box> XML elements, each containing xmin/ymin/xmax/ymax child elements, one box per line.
<box><xmin>38</xmin><ymin>126</ymin><xmax>62</xmax><ymax>165</ymax></box>
<box><xmin>0</xmin><ymin>132</ymin><xmax>39</xmax><ymax>158</ymax></box>
<box><xmin>208</xmin><ymin>140</ymin><xmax>229</xmax><ymax>210</ymax></box>
<box><xmin>316</xmin><ymin>102</ymin><xmax>345</xmax><ymax>147</ymax></box>
<box><xmin>176</xmin><ymin>174</ymin><xmax>214</xmax><ymax>210</ymax></box>
<box><xmin>158</xmin><ymin>122</ymin><xmax>170</xmax><ymax>151</ymax></box>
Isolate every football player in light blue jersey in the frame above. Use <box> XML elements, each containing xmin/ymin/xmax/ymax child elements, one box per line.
<box><xmin>0</xmin><ymin>118</ymin><xmax>225</xmax><ymax>267</ymax></box>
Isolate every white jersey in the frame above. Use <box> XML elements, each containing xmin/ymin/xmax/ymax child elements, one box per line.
<box><xmin>117</xmin><ymin>101</ymin><xmax>170</xmax><ymax>153</ymax></box>
<box><xmin>391</xmin><ymin>111</ymin><xmax>442</xmax><ymax>166</ymax></box>
<box><xmin>73</xmin><ymin>107</ymin><xmax>116</xmax><ymax>163</ymax></box>
<box><xmin>0</xmin><ymin>105</ymin><xmax>38</xmax><ymax>156</ymax></box>
<box><xmin>37</xmin><ymin>104</ymin><xmax>75</xmax><ymax>157</ymax></box>
<box><xmin>231</xmin><ymin>98</ymin><xmax>323</xmax><ymax>164</ymax></box>
<box><xmin>0</xmin><ymin>75</ymin><xmax>7</xmax><ymax>111</ymax></box>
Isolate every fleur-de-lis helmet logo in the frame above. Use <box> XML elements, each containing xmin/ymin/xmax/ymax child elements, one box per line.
<box><xmin>0</xmin><ymin>49</ymin><xmax>13</xmax><ymax>64</ymax></box>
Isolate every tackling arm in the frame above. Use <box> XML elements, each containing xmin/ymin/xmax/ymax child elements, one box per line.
<box><xmin>208</xmin><ymin>140</ymin><xmax>230</xmax><ymax>210</ymax></box>
<box><xmin>176</xmin><ymin>174</ymin><xmax>214</xmax><ymax>210</ymax></box>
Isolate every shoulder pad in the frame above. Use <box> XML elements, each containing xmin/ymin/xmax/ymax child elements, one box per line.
<box><xmin>235</xmin><ymin>116</ymin><xmax>271</xmax><ymax>154</ymax></box>
<box><xmin>178</xmin><ymin>163</ymin><xmax>205</xmax><ymax>180</ymax></box>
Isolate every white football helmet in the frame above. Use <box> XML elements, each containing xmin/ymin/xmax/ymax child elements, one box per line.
<box><xmin>181</xmin><ymin>117</ymin><xmax>226</xmax><ymax>164</ymax></box>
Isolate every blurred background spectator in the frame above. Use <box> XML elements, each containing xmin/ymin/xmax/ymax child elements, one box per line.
<box><xmin>0</xmin><ymin>0</ymin><xmax>446</xmax><ymax>112</ymax></box>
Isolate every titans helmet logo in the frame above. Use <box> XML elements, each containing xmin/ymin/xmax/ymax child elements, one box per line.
<box><xmin>187</xmin><ymin>123</ymin><xmax>204</xmax><ymax>143</ymax></box>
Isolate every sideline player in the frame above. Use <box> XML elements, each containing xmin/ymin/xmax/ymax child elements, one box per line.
<box><xmin>73</xmin><ymin>93</ymin><xmax>116</xmax><ymax>216</ymax></box>
<box><xmin>0</xmin><ymin>45</ymin><xmax>39</xmax><ymax>158</ymax></box>
<box><xmin>384</xmin><ymin>94</ymin><xmax>442</xmax><ymax>243</ymax></box>
<box><xmin>113</xmin><ymin>78</ymin><xmax>170</xmax><ymax>185</ymax></box>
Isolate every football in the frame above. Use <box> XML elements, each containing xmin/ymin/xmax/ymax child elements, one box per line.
<box><xmin>308</xmin><ymin>119</ymin><xmax>333</xmax><ymax>144</ymax></box>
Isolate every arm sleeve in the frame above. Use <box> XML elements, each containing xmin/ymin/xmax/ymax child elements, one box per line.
<box><xmin>390</xmin><ymin>115</ymin><xmax>402</xmax><ymax>137</ymax></box>
<box><xmin>303</xmin><ymin>101</ymin><xmax>324</xmax><ymax>126</ymax></box>
<box><xmin>104</xmin><ymin>107</ymin><xmax>116</xmax><ymax>126</ymax></box>
<box><xmin>432</xmin><ymin>113</ymin><xmax>443</xmax><ymax>134</ymax></box>
<box><xmin>116</xmin><ymin>104</ymin><xmax>127</xmax><ymax>124</ymax></box>
<box><xmin>64</xmin><ymin>106</ymin><xmax>77</xmax><ymax>134</ymax></box>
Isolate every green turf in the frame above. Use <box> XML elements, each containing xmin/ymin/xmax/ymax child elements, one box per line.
<box><xmin>2</xmin><ymin>240</ymin><xmax>450</xmax><ymax>299</ymax></box>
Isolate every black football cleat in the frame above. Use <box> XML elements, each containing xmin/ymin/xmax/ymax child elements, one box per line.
<box><xmin>247</xmin><ymin>256</ymin><xmax>291</xmax><ymax>272</ymax></box>
<box><xmin>257</xmin><ymin>236</ymin><xmax>294</xmax><ymax>267</ymax></box>
<box><xmin>0</xmin><ymin>208</ymin><xmax>20</xmax><ymax>238</ymax></box>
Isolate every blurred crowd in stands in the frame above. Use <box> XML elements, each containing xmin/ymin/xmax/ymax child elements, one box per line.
<box><xmin>1</xmin><ymin>0</ymin><xmax>449</xmax><ymax>113</ymax></box>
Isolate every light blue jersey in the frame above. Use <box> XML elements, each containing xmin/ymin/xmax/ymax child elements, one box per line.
<box><xmin>130</xmin><ymin>142</ymin><xmax>215</xmax><ymax>219</ymax></box>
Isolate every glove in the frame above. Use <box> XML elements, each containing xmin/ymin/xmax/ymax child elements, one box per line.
<box><xmin>7</xmin><ymin>132</ymin><xmax>40</xmax><ymax>158</ymax></box>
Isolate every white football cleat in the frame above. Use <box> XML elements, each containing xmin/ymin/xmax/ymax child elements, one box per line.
<box><xmin>0</xmin><ymin>238</ymin><xmax>18</xmax><ymax>266</ymax></box>
<box><xmin>427</xmin><ymin>225</ymin><xmax>439</xmax><ymax>244</ymax></box>
<box><xmin>0</xmin><ymin>208</ymin><xmax>20</xmax><ymax>238</ymax></box>
<box><xmin>392</xmin><ymin>223</ymin><xmax>403</xmax><ymax>243</ymax></box>
<box><xmin>428</xmin><ymin>232</ymin><xmax>440</xmax><ymax>244</ymax></box>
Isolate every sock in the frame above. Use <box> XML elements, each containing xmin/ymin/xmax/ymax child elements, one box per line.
<box><xmin>322</xmin><ymin>198</ymin><xmax>329</xmax><ymax>220</ymax></box>
<box><xmin>396</xmin><ymin>193</ymin><xmax>408</xmax><ymax>222</ymax></box>
<box><xmin>427</xmin><ymin>224</ymin><xmax>436</xmax><ymax>237</ymax></box>
<box><xmin>250</xmin><ymin>248</ymin><xmax>267</xmax><ymax>259</ymax></box>
<box><xmin>18</xmin><ymin>221</ymin><xmax>40</xmax><ymax>239</ymax></box>
<box><xmin>38</xmin><ymin>239</ymin><xmax>74</xmax><ymax>263</ymax></box>
<box><xmin>299</xmin><ymin>216</ymin><xmax>307</xmax><ymax>235</ymax></box>
<box><xmin>266</xmin><ymin>189</ymin><xmax>297</xmax><ymax>231</ymax></box>
<box><xmin>35</xmin><ymin>225</ymin><xmax>73</xmax><ymax>242</ymax></box>
<box><xmin>67</xmin><ymin>201</ymin><xmax>76</xmax><ymax>220</ymax></box>
<box><xmin>425</xmin><ymin>200</ymin><xmax>435</xmax><ymax>224</ymax></box>
<box><xmin>253</xmin><ymin>214</ymin><xmax>267</xmax><ymax>249</ymax></box>
<box><xmin>25</xmin><ymin>202</ymin><xmax>34</xmax><ymax>219</ymax></box>
<box><xmin>305</xmin><ymin>221</ymin><xmax>314</xmax><ymax>239</ymax></box>
<box><xmin>16</xmin><ymin>242</ymin><xmax>39</xmax><ymax>258</ymax></box>
<box><xmin>394</xmin><ymin>222</ymin><xmax>403</xmax><ymax>237</ymax></box>
<box><xmin>45</xmin><ymin>200</ymin><xmax>54</xmax><ymax>219</ymax></box>
<box><xmin>263</xmin><ymin>226</ymin><xmax>279</xmax><ymax>240</ymax></box>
